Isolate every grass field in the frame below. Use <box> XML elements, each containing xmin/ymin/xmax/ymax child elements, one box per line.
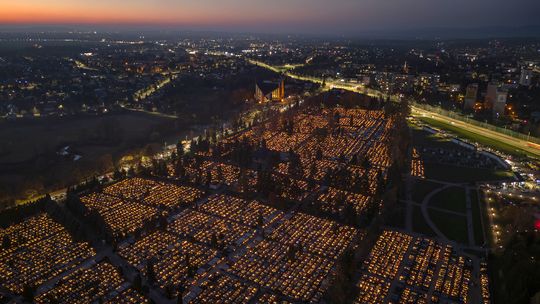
<box><xmin>470</xmin><ymin>190</ymin><xmax>486</xmax><ymax>247</ymax></box>
<box><xmin>417</xmin><ymin>116</ymin><xmax>532</xmax><ymax>158</ymax></box>
<box><xmin>428</xmin><ymin>209</ymin><xmax>469</xmax><ymax>244</ymax></box>
<box><xmin>409</xmin><ymin>123</ymin><xmax>510</xmax><ymax>246</ymax></box>
<box><xmin>412</xmin><ymin>128</ymin><xmax>461</xmax><ymax>150</ymax></box>
<box><xmin>424</xmin><ymin>163</ymin><xmax>514</xmax><ymax>183</ymax></box>
<box><xmin>0</xmin><ymin>112</ymin><xmax>174</xmax><ymax>164</ymax></box>
<box><xmin>431</xmin><ymin>187</ymin><xmax>467</xmax><ymax>214</ymax></box>
<box><xmin>387</xmin><ymin>204</ymin><xmax>406</xmax><ymax>229</ymax></box>
<box><xmin>412</xmin><ymin>124</ymin><xmax>515</xmax><ymax>183</ymax></box>
<box><xmin>412</xmin><ymin>180</ymin><xmax>443</xmax><ymax>203</ymax></box>
<box><xmin>412</xmin><ymin>205</ymin><xmax>436</xmax><ymax>237</ymax></box>
<box><xmin>0</xmin><ymin>112</ymin><xmax>180</xmax><ymax>205</ymax></box>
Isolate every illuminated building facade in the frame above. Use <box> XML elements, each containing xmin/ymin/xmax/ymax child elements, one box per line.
<box><xmin>255</xmin><ymin>79</ymin><xmax>285</xmax><ymax>103</ymax></box>
<box><xmin>520</xmin><ymin>68</ymin><xmax>533</xmax><ymax>86</ymax></box>
<box><xmin>464</xmin><ymin>83</ymin><xmax>478</xmax><ymax>110</ymax></box>
<box><xmin>493</xmin><ymin>90</ymin><xmax>508</xmax><ymax>117</ymax></box>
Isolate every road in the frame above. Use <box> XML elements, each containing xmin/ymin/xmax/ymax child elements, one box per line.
<box><xmin>411</xmin><ymin>106</ymin><xmax>540</xmax><ymax>158</ymax></box>
<box><xmin>248</xmin><ymin>59</ymin><xmax>540</xmax><ymax>158</ymax></box>
<box><xmin>248</xmin><ymin>59</ymin><xmax>383</xmax><ymax>98</ymax></box>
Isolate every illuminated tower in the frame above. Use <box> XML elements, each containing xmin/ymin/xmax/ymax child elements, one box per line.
<box><xmin>271</xmin><ymin>78</ymin><xmax>285</xmax><ymax>101</ymax></box>
<box><xmin>403</xmin><ymin>61</ymin><xmax>409</xmax><ymax>74</ymax></box>
<box><xmin>279</xmin><ymin>78</ymin><xmax>285</xmax><ymax>100</ymax></box>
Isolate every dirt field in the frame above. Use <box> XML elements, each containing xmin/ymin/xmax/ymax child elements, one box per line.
<box><xmin>0</xmin><ymin>112</ymin><xmax>180</xmax><ymax>206</ymax></box>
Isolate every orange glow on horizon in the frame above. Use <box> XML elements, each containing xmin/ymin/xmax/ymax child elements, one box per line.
<box><xmin>0</xmin><ymin>2</ymin><xmax>318</xmax><ymax>26</ymax></box>
<box><xmin>1</xmin><ymin>6</ymin><xmax>204</xmax><ymax>25</ymax></box>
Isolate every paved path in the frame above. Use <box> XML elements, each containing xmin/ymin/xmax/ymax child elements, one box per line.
<box><xmin>465</xmin><ymin>187</ymin><xmax>476</xmax><ymax>247</ymax></box>
<box><xmin>421</xmin><ymin>184</ymin><xmax>453</xmax><ymax>241</ymax></box>
<box><xmin>404</xmin><ymin>176</ymin><xmax>414</xmax><ymax>232</ymax></box>
<box><xmin>475</xmin><ymin>186</ymin><xmax>489</xmax><ymax>249</ymax></box>
<box><xmin>404</xmin><ymin>199</ymin><xmax>467</xmax><ymax>217</ymax></box>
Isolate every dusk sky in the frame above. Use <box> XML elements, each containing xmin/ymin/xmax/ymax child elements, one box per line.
<box><xmin>2</xmin><ymin>0</ymin><xmax>540</xmax><ymax>34</ymax></box>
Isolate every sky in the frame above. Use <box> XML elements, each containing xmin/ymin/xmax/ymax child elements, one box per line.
<box><xmin>1</xmin><ymin>0</ymin><xmax>540</xmax><ymax>35</ymax></box>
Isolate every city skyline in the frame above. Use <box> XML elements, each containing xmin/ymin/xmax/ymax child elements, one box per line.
<box><xmin>2</xmin><ymin>0</ymin><xmax>540</xmax><ymax>36</ymax></box>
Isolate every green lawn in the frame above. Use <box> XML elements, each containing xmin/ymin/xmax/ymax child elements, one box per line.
<box><xmin>387</xmin><ymin>204</ymin><xmax>406</xmax><ymax>229</ymax></box>
<box><xmin>412</xmin><ymin>205</ymin><xmax>436</xmax><ymax>237</ymax></box>
<box><xmin>428</xmin><ymin>209</ymin><xmax>469</xmax><ymax>244</ymax></box>
<box><xmin>430</xmin><ymin>187</ymin><xmax>467</xmax><ymax>214</ymax></box>
<box><xmin>412</xmin><ymin>128</ymin><xmax>461</xmax><ymax>150</ymax></box>
<box><xmin>412</xmin><ymin>180</ymin><xmax>443</xmax><ymax>203</ymax></box>
<box><xmin>470</xmin><ymin>190</ymin><xmax>486</xmax><ymax>247</ymax></box>
<box><xmin>424</xmin><ymin>163</ymin><xmax>514</xmax><ymax>183</ymax></box>
<box><xmin>412</xmin><ymin>123</ymin><xmax>515</xmax><ymax>183</ymax></box>
<box><xmin>417</xmin><ymin>116</ymin><xmax>532</xmax><ymax>158</ymax></box>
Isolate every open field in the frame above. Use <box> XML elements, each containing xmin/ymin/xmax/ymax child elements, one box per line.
<box><xmin>470</xmin><ymin>190</ymin><xmax>485</xmax><ymax>247</ymax></box>
<box><xmin>412</xmin><ymin>205</ymin><xmax>436</xmax><ymax>236</ymax></box>
<box><xmin>411</xmin><ymin>124</ymin><xmax>515</xmax><ymax>183</ymax></box>
<box><xmin>412</xmin><ymin>180</ymin><xmax>442</xmax><ymax>203</ymax></box>
<box><xmin>411</xmin><ymin>128</ymin><xmax>462</xmax><ymax>150</ymax></box>
<box><xmin>431</xmin><ymin>187</ymin><xmax>467</xmax><ymax>214</ymax></box>
<box><xmin>0</xmin><ymin>112</ymin><xmax>174</xmax><ymax>164</ymax></box>
<box><xmin>429</xmin><ymin>209</ymin><xmax>469</xmax><ymax>244</ymax></box>
<box><xmin>0</xmin><ymin>112</ymin><xmax>178</xmax><ymax>206</ymax></box>
<box><xmin>409</xmin><ymin>126</ymin><xmax>493</xmax><ymax>248</ymax></box>
<box><xmin>424</xmin><ymin>163</ymin><xmax>514</xmax><ymax>183</ymax></box>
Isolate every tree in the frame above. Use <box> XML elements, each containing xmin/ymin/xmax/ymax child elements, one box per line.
<box><xmin>22</xmin><ymin>284</ymin><xmax>35</xmax><ymax>302</ymax></box>
<box><xmin>165</xmin><ymin>284</ymin><xmax>176</xmax><ymax>299</ymax></box>
<box><xmin>159</xmin><ymin>217</ymin><xmax>169</xmax><ymax>230</ymax></box>
<box><xmin>315</xmin><ymin>147</ymin><xmax>323</xmax><ymax>160</ymax></box>
<box><xmin>216</xmin><ymin>165</ymin><xmax>224</xmax><ymax>184</ymax></box>
<box><xmin>323</xmin><ymin>248</ymin><xmax>355</xmax><ymax>304</ymax></box>
<box><xmin>146</xmin><ymin>259</ymin><xmax>156</xmax><ymax>285</ymax></box>
<box><xmin>127</xmin><ymin>166</ymin><xmax>136</xmax><ymax>177</ymax></box>
<box><xmin>257</xmin><ymin>213</ymin><xmax>264</xmax><ymax>228</ymax></box>
<box><xmin>113</xmin><ymin>168</ymin><xmax>123</xmax><ymax>180</ymax></box>
<box><xmin>344</xmin><ymin>202</ymin><xmax>358</xmax><ymax>226</ymax></box>
<box><xmin>494</xmin><ymin>232</ymin><xmax>540</xmax><ymax>304</ymax></box>
<box><xmin>176</xmin><ymin>141</ymin><xmax>184</xmax><ymax>158</ymax></box>
<box><xmin>287</xmin><ymin>246</ymin><xmax>297</xmax><ymax>262</ymax></box>
<box><xmin>205</xmin><ymin>170</ymin><xmax>212</xmax><ymax>188</ymax></box>
<box><xmin>97</xmin><ymin>154</ymin><xmax>114</xmax><ymax>173</ymax></box>
<box><xmin>360</xmin><ymin>172</ymin><xmax>370</xmax><ymax>195</ymax></box>
<box><xmin>211</xmin><ymin>232</ymin><xmax>218</xmax><ymax>247</ymax></box>
<box><xmin>238</xmin><ymin>168</ymin><xmax>248</xmax><ymax>193</ymax></box>
<box><xmin>2</xmin><ymin>235</ymin><xmax>11</xmax><ymax>249</ymax></box>
<box><xmin>175</xmin><ymin>159</ymin><xmax>186</xmax><ymax>178</ymax></box>
<box><xmin>177</xmin><ymin>283</ymin><xmax>186</xmax><ymax>303</ymax></box>
<box><xmin>133</xmin><ymin>274</ymin><xmax>143</xmax><ymax>292</ymax></box>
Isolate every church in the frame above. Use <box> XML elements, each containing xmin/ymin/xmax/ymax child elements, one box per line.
<box><xmin>254</xmin><ymin>79</ymin><xmax>285</xmax><ymax>103</ymax></box>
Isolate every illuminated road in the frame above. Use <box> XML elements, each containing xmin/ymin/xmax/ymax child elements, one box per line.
<box><xmin>121</xmin><ymin>105</ymin><xmax>179</xmax><ymax>119</ymax></box>
<box><xmin>248</xmin><ymin>59</ymin><xmax>382</xmax><ymax>97</ymax></box>
<box><xmin>133</xmin><ymin>72</ymin><xmax>179</xmax><ymax>102</ymax></box>
<box><xmin>412</xmin><ymin>106</ymin><xmax>540</xmax><ymax>158</ymax></box>
<box><xmin>248</xmin><ymin>59</ymin><xmax>540</xmax><ymax>158</ymax></box>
